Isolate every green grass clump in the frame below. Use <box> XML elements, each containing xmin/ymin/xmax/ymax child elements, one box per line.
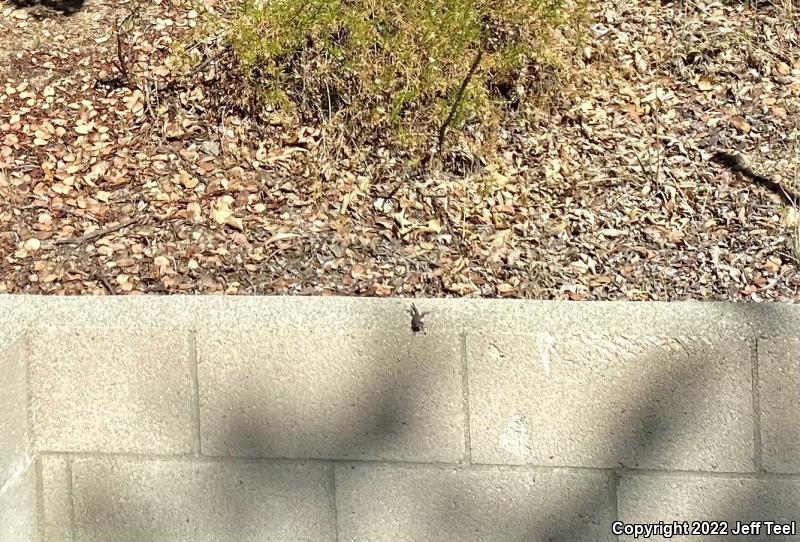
<box><xmin>228</xmin><ymin>0</ymin><xmax>586</xmax><ymax>150</ymax></box>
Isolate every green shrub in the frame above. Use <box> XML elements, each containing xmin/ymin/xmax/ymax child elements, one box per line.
<box><xmin>228</xmin><ymin>0</ymin><xmax>586</xmax><ymax>150</ymax></box>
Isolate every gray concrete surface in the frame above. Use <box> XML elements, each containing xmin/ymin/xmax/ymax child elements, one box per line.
<box><xmin>0</xmin><ymin>461</ymin><xmax>37</xmax><ymax>542</ymax></box>
<box><xmin>71</xmin><ymin>458</ymin><xmax>334</xmax><ymax>542</ymax></box>
<box><xmin>618</xmin><ymin>473</ymin><xmax>800</xmax><ymax>541</ymax></box>
<box><xmin>0</xmin><ymin>331</ymin><xmax>29</xmax><ymax>489</ymax></box>
<box><xmin>29</xmin><ymin>328</ymin><xmax>196</xmax><ymax>455</ymax></box>
<box><xmin>0</xmin><ymin>326</ymin><xmax>36</xmax><ymax>542</ymax></box>
<box><xmin>758</xmin><ymin>337</ymin><xmax>800</xmax><ymax>473</ymax></box>
<box><xmin>468</xmin><ymin>333</ymin><xmax>754</xmax><ymax>471</ymax></box>
<box><xmin>336</xmin><ymin>465</ymin><xmax>615</xmax><ymax>542</ymax></box>
<box><xmin>39</xmin><ymin>455</ymin><xmax>71</xmax><ymax>542</ymax></box>
<box><xmin>198</xmin><ymin>328</ymin><xmax>464</xmax><ymax>461</ymax></box>
<box><xmin>0</xmin><ymin>296</ymin><xmax>799</xmax><ymax>542</ymax></box>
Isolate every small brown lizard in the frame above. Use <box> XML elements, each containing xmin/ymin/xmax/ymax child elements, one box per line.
<box><xmin>409</xmin><ymin>303</ymin><xmax>429</xmax><ymax>334</ymax></box>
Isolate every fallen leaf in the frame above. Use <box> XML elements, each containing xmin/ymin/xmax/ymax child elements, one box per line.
<box><xmin>224</xmin><ymin>215</ymin><xmax>244</xmax><ymax>231</ymax></box>
<box><xmin>176</xmin><ymin>169</ymin><xmax>199</xmax><ymax>189</ymax></box>
<box><xmin>420</xmin><ymin>219</ymin><xmax>442</xmax><ymax>235</ymax></box>
<box><xmin>763</xmin><ymin>257</ymin><xmax>781</xmax><ymax>273</ymax></box>
<box><xmin>497</xmin><ymin>283</ymin><xmax>515</xmax><ymax>293</ymax></box>
<box><xmin>730</xmin><ymin>116</ymin><xmax>751</xmax><ymax>133</ymax></box>
<box><xmin>669</xmin><ymin>230</ymin><xmax>685</xmax><ymax>243</ymax></box>
<box><xmin>212</xmin><ymin>207</ymin><xmax>231</xmax><ymax>224</ymax></box>
<box><xmin>697</xmin><ymin>78</ymin><xmax>713</xmax><ymax>91</ymax></box>
<box><xmin>351</xmin><ymin>264</ymin><xmax>368</xmax><ymax>279</ymax></box>
<box><xmin>212</xmin><ymin>196</ymin><xmax>234</xmax><ymax>225</ymax></box>
<box><xmin>447</xmin><ymin>282</ymin><xmax>478</xmax><ymax>294</ymax></box>
<box><xmin>264</xmin><ymin>232</ymin><xmax>299</xmax><ymax>245</ymax></box>
<box><xmin>165</xmin><ymin>121</ymin><xmax>185</xmax><ymax>139</ymax></box>
<box><xmin>373</xmin><ymin>283</ymin><xmax>393</xmax><ymax>296</ymax></box>
<box><xmin>24</xmin><ymin>238</ymin><xmax>40</xmax><ymax>251</ymax></box>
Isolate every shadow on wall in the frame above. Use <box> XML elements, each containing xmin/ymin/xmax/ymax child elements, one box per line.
<box><xmin>9</xmin><ymin>0</ymin><xmax>85</xmax><ymax>14</ymax></box>
<box><xmin>73</xmin><ymin>306</ymin><xmax>437</xmax><ymax>541</ymax></box>
<box><xmin>212</xmin><ymin>314</ymin><xmax>433</xmax><ymax>541</ymax></box>
<box><xmin>440</xmin><ymin>335</ymin><xmax>754</xmax><ymax>542</ymax></box>
<box><xmin>436</xmin><ymin>306</ymin><xmax>799</xmax><ymax>542</ymax></box>
<box><xmin>73</xmin><ymin>304</ymin><xmax>796</xmax><ymax>541</ymax></box>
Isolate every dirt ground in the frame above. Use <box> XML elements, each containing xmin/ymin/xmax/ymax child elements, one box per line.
<box><xmin>1</xmin><ymin>0</ymin><xmax>799</xmax><ymax>300</ymax></box>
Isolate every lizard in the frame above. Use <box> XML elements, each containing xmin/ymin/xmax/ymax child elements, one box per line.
<box><xmin>409</xmin><ymin>303</ymin><xmax>429</xmax><ymax>334</ymax></box>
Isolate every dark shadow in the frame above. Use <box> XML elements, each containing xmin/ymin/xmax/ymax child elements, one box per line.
<box><xmin>67</xmin><ymin>301</ymin><xmax>800</xmax><ymax>541</ymax></box>
<box><xmin>428</xmin><ymin>334</ymin><xmax>743</xmax><ymax>541</ymax></box>
<box><xmin>208</xmin><ymin>305</ymin><xmax>445</xmax><ymax>541</ymax></box>
<box><xmin>68</xmin><ymin>301</ymin><xmax>440</xmax><ymax>541</ymax></box>
<box><xmin>433</xmin><ymin>304</ymin><xmax>800</xmax><ymax>542</ymax></box>
<box><xmin>8</xmin><ymin>0</ymin><xmax>85</xmax><ymax>15</ymax></box>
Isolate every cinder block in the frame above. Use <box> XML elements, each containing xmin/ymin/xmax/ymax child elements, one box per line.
<box><xmin>0</xmin><ymin>295</ymin><xmax>198</xmax><ymax>330</ymax></box>
<box><xmin>759</xmin><ymin>338</ymin><xmax>800</xmax><ymax>473</ymax></box>
<box><xmin>0</xmin><ymin>295</ymin><xmax>762</xmax><ymax>343</ymax></box>
<box><xmin>0</xmin><ymin>299</ymin><xmax>37</xmax><ymax>334</ymax></box>
<box><xmin>468</xmin><ymin>333</ymin><xmax>754</xmax><ymax>471</ymax></box>
<box><xmin>448</xmin><ymin>300</ymin><xmax>756</xmax><ymax>338</ymax></box>
<box><xmin>195</xmin><ymin>296</ymin><xmax>410</xmax><ymax>334</ymax></box>
<box><xmin>71</xmin><ymin>457</ymin><xmax>334</xmax><ymax>542</ymax></box>
<box><xmin>29</xmin><ymin>328</ymin><xmax>196</xmax><ymax>455</ymax></box>
<box><xmin>0</xmin><ymin>461</ymin><xmax>38</xmax><ymax>542</ymax></box>
<box><xmin>40</xmin><ymin>455</ymin><xmax>72</xmax><ymax>542</ymax></box>
<box><xmin>336</xmin><ymin>465</ymin><xmax>615</xmax><ymax>542</ymax></box>
<box><xmin>198</xmin><ymin>329</ymin><xmax>464</xmax><ymax>462</ymax></box>
<box><xmin>0</xmin><ymin>334</ymin><xmax>29</xmax><ymax>487</ymax></box>
<box><xmin>734</xmin><ymin>303</ymin><xmax>800</xmax><ymax>339</ymax></box>
<box><xmin>193</xmin><ymin>297</ymin><xmax>756</xmax><ymax>339</ymax></box>
<box><xmin>618</xmin><ymin>473</ymin><xmax>800</xmax><ymax>542</ymax></box>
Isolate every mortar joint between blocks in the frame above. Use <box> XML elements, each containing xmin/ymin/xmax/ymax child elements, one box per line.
<box><xmin>189</xmin><ymin>330</ymin><xmax>202</xmax><ymax>458</ymax></box>
<box><xmin>751</xmin><ymin>337</ymin><xmax>763</xmax><ymax>473</ymax></box>
<box><xmin>460</xmin><ymin>330</ymin><xmax>472</xmax><ymax>466</ymax></box>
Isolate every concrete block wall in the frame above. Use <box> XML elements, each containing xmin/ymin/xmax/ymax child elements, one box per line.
<box><xmin>1</xmin><ymin>296</ymin><xmax>800</xmax><ymax>541</ymax></box>
<box><xmin>0</xmin><ymin>324</ymin><xmax>37</xmax><ymax>541</ymax></box>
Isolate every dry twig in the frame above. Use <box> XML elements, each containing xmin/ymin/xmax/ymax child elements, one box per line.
<box><xmin>54</xmin><ymin>216</ymin><xmax>144</xmax><ymax>246</ymax></box>
<box><xmin>436</xmin><ymin>47</ymin><xmax>485</xmax><ymax>155</ymax></box>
